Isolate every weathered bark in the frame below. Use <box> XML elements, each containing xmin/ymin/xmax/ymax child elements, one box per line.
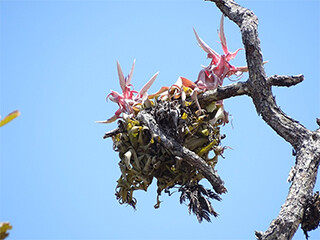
<box><xmin>205</xmin><ymin>0</ymin><xmax>320</xmax><ymax>239</ymax></box>
<box><xmin>198</xmin><ymin>74</ymin><xmax>304</xmax><ymax>104</ymax></box>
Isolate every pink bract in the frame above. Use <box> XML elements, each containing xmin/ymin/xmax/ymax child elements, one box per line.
<box><xmin>193</xmin><ymin>15</ymin><xmax>247</xmax><ymax>90</ymax></box>
<box><xmin>100</xmin><ymin>60</ymin><xmax>159</xmax><ymax>123</ymax></box>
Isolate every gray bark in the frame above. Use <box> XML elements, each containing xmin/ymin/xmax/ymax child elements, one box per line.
<box><xmin>205</xmin><ymin>0</ymin><xmax>320</xmax><ymax>239</ymax></box>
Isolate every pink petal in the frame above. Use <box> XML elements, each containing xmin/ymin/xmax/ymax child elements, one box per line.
<box><xmin>97</xmin><ymin>108</ymin><xmax>122</xmax><ymax>124</ymax></box>
<box><xmin>234</xmin><ymin>65</ymin><xmax>248</xmax><ymax>73</ymax></box>
<box><xmin>226</xmin><ymin>48</ymin><xmax>243</xmax><ymax>61</ymax></box>
<box><xmin>212</xmin><ymin>55</ymin><xmax>230</xmax><ymax>82</ymax></box>
<box><xmin>137</xmin><ymin>72</ymin><xmax>159</xmax><ymax>100</ymax></box>
<box><xmin>219</xmin><ymin>15</ymin><xmax>229</xmax><ymax>56</ymax></box>
<box><xmin>117</xmin><ymin>61</ymin><xmax>126</xmax><ymax>93</ymax></box>
<box><xmin>126</xmin><ymin>59</ymin><xmax>135</xmax><ymax>86</ymax></box>
<box><xmin>195</xmin><ymin>69</ymin><xmax>219</xmax><ymax>90</ymax></box>
<box><xmin>193</xmin><ymin>28</ymin><xmax>220</xmax><ymax>65</ymax></box>
<box><xmin>107</xmin><ymin>90</ymin><xmax>121</xmax><ymax>103</ymax></box>
<box><xmin>218</xmin><ymin>15</ymin><xmax>244</xmax><ymax>61</ymax></box>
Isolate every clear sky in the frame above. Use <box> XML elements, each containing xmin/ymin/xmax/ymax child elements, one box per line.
<box><xmin>1</xmin><ymin>0</ymin><xmax>319</xmax><ymax>239</ymax></box>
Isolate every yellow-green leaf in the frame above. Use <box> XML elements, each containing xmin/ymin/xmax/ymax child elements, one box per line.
<box><xmin>181</xmin><ymin>112</ymin><xmax>188</xmax><ymax>120</ymax></box>
<box><xmin>205</xmin><ymin>102</ymin><xmax>217</xmax><ymax>113</ymax></box>
<box><xmin>0</xmin><ymin>110</ymin><xmax>20</xmax><ymax>127</ymax></box>
<box><xmin>0</xmin><ymin>222</ymin><xmax>12</xmax><ymax>240</ymax></box>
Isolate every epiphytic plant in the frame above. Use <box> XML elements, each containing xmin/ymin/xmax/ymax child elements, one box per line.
<box><xmin>101</xmin><ymin>1</ymin><xmax>320</xmax><ymax>238</ymax></box>
<box><xmin>100</xmin><ymin>15</ymin><xmax>245</xmax><ymax>222</ymax></box>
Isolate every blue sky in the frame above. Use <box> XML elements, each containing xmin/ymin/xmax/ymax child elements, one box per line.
<box><xmin>1</xmin><ymin>0</ymin><xmax>319</xmax><ymax>239</ymax></box>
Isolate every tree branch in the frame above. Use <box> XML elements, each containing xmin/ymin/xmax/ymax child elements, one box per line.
<box><xmin>103</xmin><ymin>2</ymin><xmax>317</xmax><ymax>236</ymax></box>
<box><xmin>207</xmin><ymin>0</ymin><xmax>309</xmax><ymax>150</ymax></box>
<box><xmin>198</xmin><ymin>74</ymin><xmax>304</xmax><ymax>104</ymax></box>
<box><xmin>103</xmin><ymin>128</ymin><xmax>122</xmax><ymax>139</ymax></box>
<box><xmin>267</xmin><ymin>74</ymin><xmax>304</xmax><ymax>87</ymax></box>
<box><xmin>204</xmin><ymin>0</ymin><xmax>320</xmax><ymax>239</ymax></box>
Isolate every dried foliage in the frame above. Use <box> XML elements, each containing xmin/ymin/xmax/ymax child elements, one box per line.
<box><xmin>179</xmin><ymin>183</ymin><xmax>221</xmax><ymax>222</ymax></box>
<box><xmin>301</xmin><ymin>192</ymin><xmax>320</xmax><ymax>239</ymax></box>
<box><xmin>111</xmin><ymin>92</ymin><xmax>226</xmax><ymax>221</ymax></box>
<box><xmin>0</xmin><ymin>222</ymin><xmax>12</xmax><ymax>240</ymax></box>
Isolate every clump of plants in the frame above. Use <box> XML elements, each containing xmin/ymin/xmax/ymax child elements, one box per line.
<box><xmin>99</xmin><ymin>16</ymin><xmax>247</xmax><ymax>222</ymax></box>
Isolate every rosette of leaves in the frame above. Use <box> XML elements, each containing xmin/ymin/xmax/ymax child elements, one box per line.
<box><xmin>111</xmin><ymin>92</ymin><xmax>226</xmax><ymax>222</ymax></box>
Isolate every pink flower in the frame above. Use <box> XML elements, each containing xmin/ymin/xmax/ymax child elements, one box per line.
<box><xmin>193</xmin><ymin>15</ymin><xmax>247</xmax><ymax>90</ymax></box>
<box><xmin>192</xmin><ymin>16</ymin><xmax>249</xmax><ymax>124</ymax></box>
<box><xmin>100</xmin><ymin>60</ymin><xmax>159</xmax><ymax>123</ymax></box>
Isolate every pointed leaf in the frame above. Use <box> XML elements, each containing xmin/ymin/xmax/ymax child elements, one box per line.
<box><xmin>117</xmin><ymin>61</ymin><xmax>126</xmax><ymax>93</ymax></box>
<box><xmin>138</xmin><ymin>72</ymin><xmax>159</xmax><ymax>99</ymax></box>
<box><xmin>219</xmin><ymin>16</ymin><xmax>244</xmax><ymax>61</ymax></box>
<box><xmin>148</xmin><ymin>86</ymin><xmax>169</xmax><ymax>99</ymax></box>
<box><xmin>96</xmin><ymin>115</ymin><xmax>118</xmax><ymax>124</ymax></box>
<box><xmin>234</xmin><ymin>61</ymin><xmax>268</xmax><ymax>73</ymax></box>
<box><xmin>127</xmin><ymin>59</ymin><xmax>136</xmax><ymax>86</ymax></box>
<box><xmin>96</xmin><ymin>108</ymin><xmax>122</xmax><ymax>124</ymax></box>
<box><xmin>235</xmin><ymin>65</ymin><xmax>248</xmax><ymax>73</ymax></box>
<box><xmin>219</xmin><ymin>15</ymin><xmax>229</xmax><ymax>56</ymax></box>
<box><xmin>226</xmin><ymin>48</ymin><xmax>244</xmax><ymax>61</ymax></box>
<box><xmin>193</xmin><ymin>28</ymin><xmax>220</xmax><ymax>64</ymax></box>
<box><xmin>0</xmin><ymin>222</ymin><xmax>12</xmax><ymax>240</ymax></box>
<box><xmin>180</xmin><ymin>77</ymin><xmax>196</xmax><ymax>89</ymax></box>
<box><xmin>0</xmin><ymin>110</ymin><xmax>20</xmax><ymax>127</ymax></box>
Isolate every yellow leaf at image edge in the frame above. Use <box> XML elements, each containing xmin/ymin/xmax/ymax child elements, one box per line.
<box><xmin>0</xmin><ymin>110</ymin><xmax>20</xmax><ymax>127</ymax></box>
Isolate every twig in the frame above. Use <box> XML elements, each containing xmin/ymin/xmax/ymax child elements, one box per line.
<box><xmin>267</xmin><ymin>74</ymin><xmax>304</xmax><ymax>87</ymax></box>
<box><xmin>103</xmin><ymin>128</ymin><xmax>121</xmax><ymax>139</ymax></box>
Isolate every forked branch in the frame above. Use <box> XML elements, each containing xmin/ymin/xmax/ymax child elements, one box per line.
<box><xmin>205</xmin><ymin>0</ymin><xmax>320</xmax><ymax>239</ymax></box>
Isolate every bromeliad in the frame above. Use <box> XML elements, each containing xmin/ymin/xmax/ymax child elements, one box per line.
<box><xmin>99</xmin><ymin>60</ymin><xmax>159</xmax><ymax>123</ymax></box>
<box><xmin>182</xmin><ymin>15</ymin><xmax>249</xmax><ymax>123</ymax></box>
<box><xmin>193</xmin><ymin>15</ymin><xmax>248</xmax><ymax>90</ymax></box>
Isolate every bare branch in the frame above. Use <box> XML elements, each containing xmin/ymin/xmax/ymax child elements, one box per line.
<box><xmin>256</xmin><ymin>140</ymin><xmax>320</xmax><ymax>239</ymax></box>
<box><xmin>267</xmin><ymin>74</ymin><xmax>304</xmax><ymax>87</ymax></box>
<box><xmin>204</xmin><ymin>0</ymin><xmax>320</xmax><ymax>239</ymax></box>
<box><xmin>198</xmin><ymin>81</ymin><xmax>249</xmax><ymax>104</ymax></box>
<box><xmin>207</xmin><ymin>0</ymin><xmax>309</xmax><ymax>149</ymax></box>
<box><xmin>103</xmin><ymin>128</ymin><xmax>121</xmax><ymax>139</ymax></box>
<box><xmin>197</xmin><ymin>74</ymin><xmax>303</xmax><ymax>106</ymax></box>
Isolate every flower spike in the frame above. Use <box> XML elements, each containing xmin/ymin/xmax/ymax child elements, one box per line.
<box><xmin>137</xmin><ymin>72</ymin><xmax>159</xmax><ymax>101</ymax></box>
<box><xmin>194</xmin><ymin>14</ymin><xmax>247</xmax><ymax>91</ymax></box>
<box><xmin>193</xmin><ymin>28</ymin><xmax>220</xmax><ymax>65</ymax></box>
<box><xmin>219</xmin><ymin>15</ymin><xmax>228</xmax><ymax>56</ymax></box>
<box><xmin>127</xmin><ymin>59</ymin><xmax>135</xmax><ymax>87</ymax></box>
<box><xmin>98</xmin><ymin>60</ymin><xmax>159</xmax><ymax>123</ymax></box>
<box><xmin>117</xmin><ymin>61</ymin><xmax>126</xmax><ymax>93</ymax></box>
<box><xmin>218</xmin><ymin>15</ymin><xmax>243</xmax><ymax>61</ymax></box>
